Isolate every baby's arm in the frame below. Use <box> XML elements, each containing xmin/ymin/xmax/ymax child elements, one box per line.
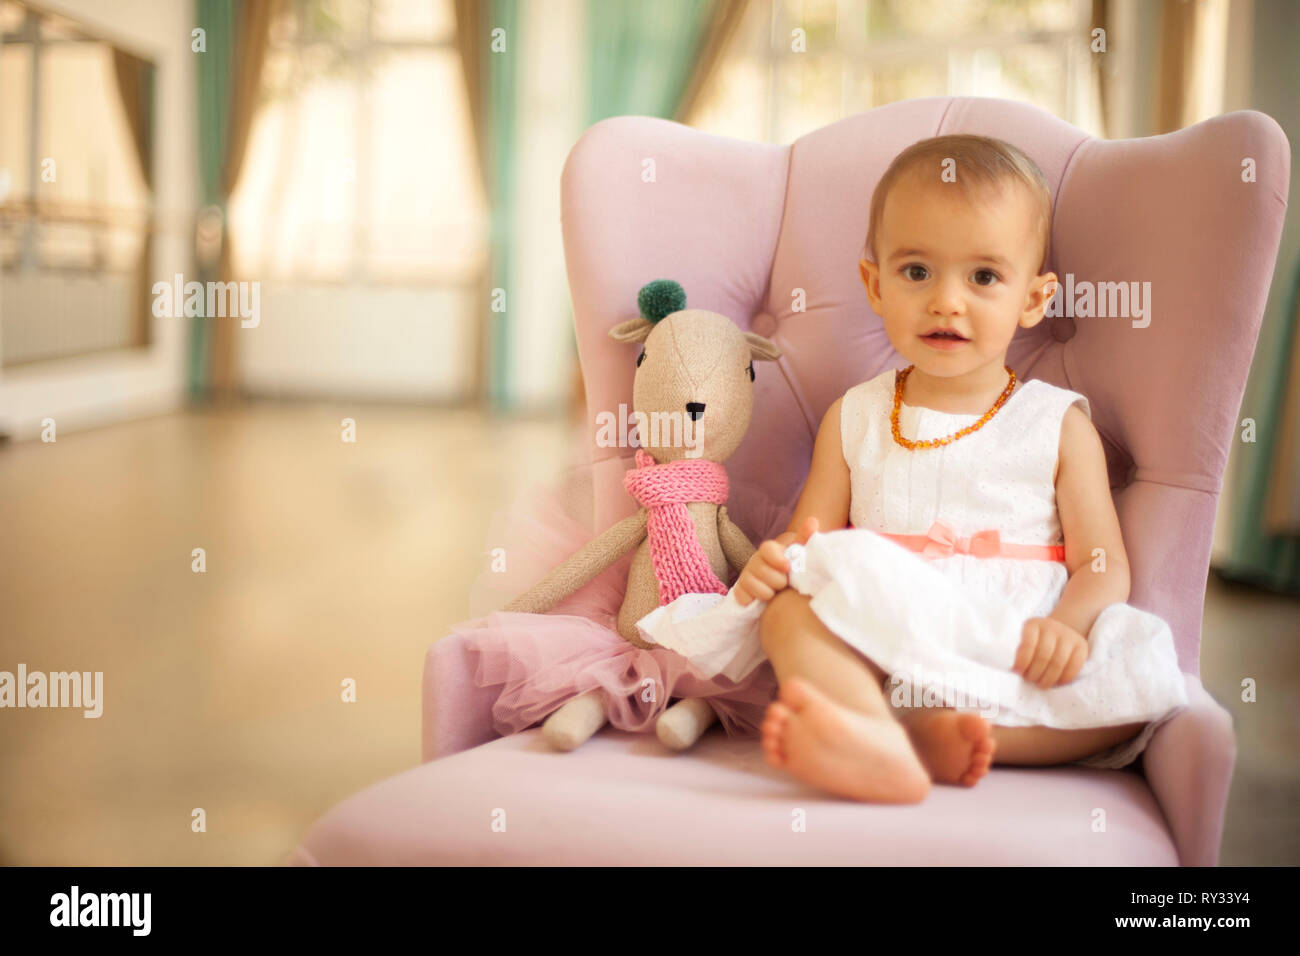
<box><xmin>732</xmin><ymin>398</ymin><xmax>852</xmax><ymax>606</ymax></box>
<box><xmin>777</xmin><ymin>397</ymin><xmax>853</xmax><ymax>544</ymax></box>
<box><xmin>1015</xmin><ymin>405</ymin><xmax>1132</xmax><ymax>687</ymax></box>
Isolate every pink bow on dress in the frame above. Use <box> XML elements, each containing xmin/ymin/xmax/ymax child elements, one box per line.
<box><xmin>874</xmin><ymin>520</ymin><xmax>1066</xmax><ymax>562</ymax></box>
<box><xmin>920</xmin><ymin>520</ymin><xmax>1002</xmax><ymax>558</ymax></box>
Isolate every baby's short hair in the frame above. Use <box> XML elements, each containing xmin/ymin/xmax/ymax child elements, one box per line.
<box><xmin>864</xmin><ymin>134</ymin><xmax>1053</xmax><ymax>275</ymax></box>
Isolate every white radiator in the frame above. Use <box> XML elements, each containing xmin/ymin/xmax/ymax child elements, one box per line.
<box><xmin>1</xmin><ymin>271</ymin><xmax>138</xmax><ymax>366</ymax></box>
<box><xmin>236</xmin><ymin>282</ymin><xmax>476</xmax><ymax>402</ymax></box>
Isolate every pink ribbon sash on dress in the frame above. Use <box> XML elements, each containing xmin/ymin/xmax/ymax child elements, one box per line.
<box><xmin>875</xmin><ymin>519</ymin><xmax>1066</xmax><ymax>562</ymax></box>
<box><xmin>623</xmin><ymin>448</ymin><xmax>730</xmax><ymax>605</ymax></box>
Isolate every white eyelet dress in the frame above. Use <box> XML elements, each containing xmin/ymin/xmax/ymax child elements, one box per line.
<box><xmin>635</xmin><ymin>367</ymin><xmax>1189</xmax><ymax>770</ymax></box>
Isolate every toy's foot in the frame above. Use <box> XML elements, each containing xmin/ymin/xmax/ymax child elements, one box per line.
<box><xmin>542</xmin><ymin>690</ymin><xmax>607</xmax><ymax>751</ymax></box>
<box><xmin>899</xmin><ymin>708</ymin><xmax>996</xmax><ymax>786</ymax></box>
<box><xmin>656</xmin><ymin>698</ymin><xmax>717</xmax><ymax>751</ymax></box>
<box><xmin>760</xmin><ymin>677</ymin><xmax>930</xmax><ymax>803</ymax></box>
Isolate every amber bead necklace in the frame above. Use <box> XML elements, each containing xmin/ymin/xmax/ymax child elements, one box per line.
<box><xmin>890</xmin><ymin>364</ymin><xmax>1017</xmax><ymax>451</ymax></box>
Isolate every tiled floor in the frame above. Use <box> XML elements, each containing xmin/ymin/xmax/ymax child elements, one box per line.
<box><xmin>1</xmin><ymin>402</ymin><xmax>1296</xmax><ymax>865</ymax></box>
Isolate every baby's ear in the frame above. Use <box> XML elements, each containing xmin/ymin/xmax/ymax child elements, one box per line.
<box><xmin>859</xmin><ymin>257</ymin><xmax>883</xmax><ymax>308</ymax></box>
<box><xmin>609</xmin><ymin>317</ymin><xmax>654</xmax><ymax>343</ymax></box>
<box><xmin>1021</xmin><ymin>272</ymin><xmax>1058</xmax><ymax>328</ymax></box>
<box><xmin>744</xmin><ymin>331</ymin><xmax>782</xmax><ymax>362</ymax></box>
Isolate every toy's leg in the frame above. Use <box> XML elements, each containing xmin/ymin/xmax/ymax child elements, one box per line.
<box><xmin>542</xmin><ymin>690</ymin><xmax>608</xmax><ymax>751</ymax></box>
<box><xmin>656</xmin><ymin>697</ymin><xmax>718</xmax><ymax>751</ymax></box>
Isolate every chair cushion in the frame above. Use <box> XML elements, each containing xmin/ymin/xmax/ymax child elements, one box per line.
<box><xmin>292</xmin><ymin>728</ymin><xmax>1178</xmax><ymax>865</ymax></box>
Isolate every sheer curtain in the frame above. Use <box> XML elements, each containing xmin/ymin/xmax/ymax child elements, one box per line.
<box><xmin>223</xmin><ymin>0</ymin><xmax>487</xmax><ymax>402</ymax></box>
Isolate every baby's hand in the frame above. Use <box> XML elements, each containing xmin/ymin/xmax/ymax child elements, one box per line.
<box><xmin>734</xmin><ymin>517</ymin><xmax>819</xmax><ymax>607</ymax></box>
<box><xmin>1013</xmin><ymin>617</ymin><xmax>1089</xmax><ymax>688</ymax></box>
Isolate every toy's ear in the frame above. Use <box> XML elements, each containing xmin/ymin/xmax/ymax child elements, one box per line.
<box><xmin>744</xmin><ymin>331</ymin><xmax>782</xmax><ymax>362</ymax></box>
<box><xmin>609</xmin><ymin>317</ymin><xmax>654</xmax><ymax>344</ymax></box>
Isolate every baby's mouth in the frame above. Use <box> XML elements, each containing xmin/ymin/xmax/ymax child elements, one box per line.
<box><xmin>921</xmin><ymin>328</ymin><xmax>970</xmax><ymax>343</ymax></box>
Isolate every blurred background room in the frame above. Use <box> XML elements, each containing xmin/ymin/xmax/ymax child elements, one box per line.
<box><xmin>0</xmin><ymin>0</ymin><xmax>1297</xmax><ymax>865</ymax></box>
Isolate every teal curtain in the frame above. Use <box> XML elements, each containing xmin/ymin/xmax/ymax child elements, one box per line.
<box><xmin>585</xmin><ymin>0</ymin><xmax>716</xmax><ymax>126</ymax></box>
<box><xmin>191</xmin><ymin>0</ymin><xmax>235</xmax><ymax>399</ymax></box>
<box><xmin>475</xmin><ymin>0</ymin><xmax>720</xmax><ymax>410</ymax></box>
<box><xmin>485</xmin><ymin>0</ymin><xmax>520</xmax><ymax>412</ymax></box>
<box><xmin>190</xmin><ymin>0</ymin><xmax>268</xmax><ymax>399</ymax></box>
<box><xmin>1218</xmin><ymin>253</ymin><xmax>1300</xmax><ymax>593</ymax></box>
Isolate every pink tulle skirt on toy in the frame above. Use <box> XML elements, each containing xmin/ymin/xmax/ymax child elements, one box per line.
<box><xmin>452</xmin><ymin>445</ymin><xmax>792</xmax><ymax>739</ymax></box>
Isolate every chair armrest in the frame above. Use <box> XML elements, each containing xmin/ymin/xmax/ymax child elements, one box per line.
<box><xmin>1142</xmin><ymin>674</ymin><xmax>1237</xmax><ymax>866</ymax></box>
<box><xmin>421</xmin><ymin>631</ymin><xmax>502</xmax><ymax>763</ymax></box>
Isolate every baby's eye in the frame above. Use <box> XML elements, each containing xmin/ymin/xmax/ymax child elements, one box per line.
<box><xmin>901</xmin><ymin>264</ymin><xmax>929</xmax><ymax>281</ymax></box>
<box><xmin>972</xmin><ymin>269</ymin><xmax>1000</xmax><ymax>286</ymax></box>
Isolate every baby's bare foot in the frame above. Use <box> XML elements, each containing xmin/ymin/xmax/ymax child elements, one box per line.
<box><xmin>759</xmin><ymin>677</ymin><xmax>930</xmax><ymax>804</ymax></box>
<box><xmin>900</xmin><ymin>708</ymin><xmax>996</xmax><ymax>787</ymax></box>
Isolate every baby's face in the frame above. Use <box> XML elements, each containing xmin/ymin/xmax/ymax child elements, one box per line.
<box><xmin>859</xmin><ymin>174</ymin><xmax>1057</xmax><ymax>380</ymax></box>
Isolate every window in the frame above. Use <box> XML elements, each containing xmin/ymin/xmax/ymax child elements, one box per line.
<box><xmin>228</xmin><ymin>0</ymin><xmax>487</xmax><ymax>285</ymax></box>
<box><xmin>687</xmin><ymin>0</ymin><xmax>1102</xmax><ymax>143</ymax></box>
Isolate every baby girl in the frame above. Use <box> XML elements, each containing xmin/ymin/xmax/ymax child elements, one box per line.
<box><xmin>635</xmin><ymin>133</ymin><xmax>1188</xmax><ymax>802</ymax></box>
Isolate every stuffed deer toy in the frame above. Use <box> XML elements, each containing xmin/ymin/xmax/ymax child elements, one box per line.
<box><xmin>503</xmin><ymin>279</ymin><xmax>781</xmax><ymax>752</ymax></box>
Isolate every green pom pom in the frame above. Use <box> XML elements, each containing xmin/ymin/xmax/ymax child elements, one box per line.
<box><xmin>637</xmin><ymin>279</ymin><xmax>686</xmax><ymax>323</ymax></box>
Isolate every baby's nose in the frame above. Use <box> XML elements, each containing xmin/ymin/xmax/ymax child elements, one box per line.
<box><xmin>929</xmin><ymin>283</ymin><xmax>966</xmax><ymax>314</ymax></box>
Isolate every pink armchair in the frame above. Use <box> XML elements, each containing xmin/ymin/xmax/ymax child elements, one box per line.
<box><xmin>291</xmin><ymin>97</ymin><xmax>1289</xmax><ymax>866</ymax></box>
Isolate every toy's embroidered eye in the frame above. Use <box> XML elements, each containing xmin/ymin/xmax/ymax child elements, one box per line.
<box><xmin>637</xmin><ymin>350</ymin><xmax>646</xmax><ymax>367</ymax></box>
<box><xmin>746</xmin><ymin>361</ymin><xmax>755</xmax><ymax>382</ymax></box>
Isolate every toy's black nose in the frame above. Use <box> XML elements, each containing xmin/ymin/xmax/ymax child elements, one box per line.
<box><xmin>686</xmin><ymin>402</ymin><xmax>706</xmax><ymax>421</ymax></box>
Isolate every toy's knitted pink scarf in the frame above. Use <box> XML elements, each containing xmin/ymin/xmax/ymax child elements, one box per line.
<box><xmin>624</xmin><ymin>448</ymin><xmax>730</xmax><ymax>605</ymax></box>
